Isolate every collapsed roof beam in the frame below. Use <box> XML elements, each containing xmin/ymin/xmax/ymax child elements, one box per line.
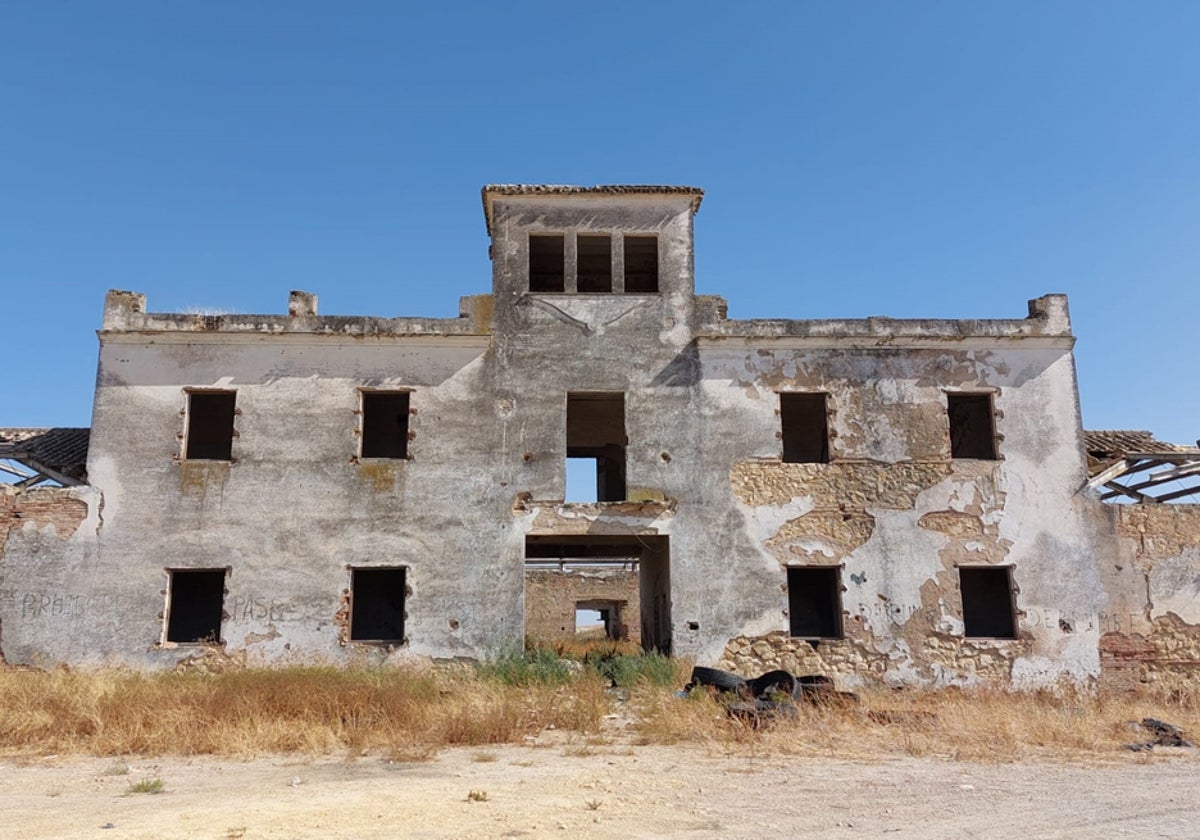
<box><xmin>1120</xmin><ymin>469</ymin><xmax>1200</xmax><ymax>495</ymax></box>
<box><xmin>1154</xmin><ymin>485</ymin><xmax>1200</xmax><ymax>504</ymax></box>
<box><xmin>0</xmin><ymin>456</ymin><xmax>83</xmax><ymax>489</ymax></box>
<box><xmin>1148</xmin><ymin>461</ymin><xmax>1200</xmax><ymax>483</ymax></box>
<box><xmin>0</xmin><ymin>460</ymin><xmax>35</xmax><ymax>480</ymax></box>
<box><xmin>1100</xmin><ymin>483</ymin><xmax>1153</xmax><ymax>503</ymax></box>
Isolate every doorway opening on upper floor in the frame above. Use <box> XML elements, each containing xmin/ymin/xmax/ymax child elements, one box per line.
<box><xmin>566</xmin><ymin>393</ymin><xmax>626</xmax><ymax>502</ymax></box>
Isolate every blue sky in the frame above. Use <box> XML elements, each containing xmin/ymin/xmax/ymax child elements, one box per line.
<box><xmin>3</xmin><ymin>2</ymin><xmax>1198</xmax><ymax>444</ymax></box>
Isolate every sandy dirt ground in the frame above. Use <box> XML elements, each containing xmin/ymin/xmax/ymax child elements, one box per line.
<box><xmin>2</xmin><ymin>737</ymin><xmax>1198</xmax><ymax>840</ymax></box>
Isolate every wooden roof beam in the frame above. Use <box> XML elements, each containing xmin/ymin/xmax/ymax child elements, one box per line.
<box><xmin>1153</xmin><ymin>485</ymin><xmax>1200</xmax><ymax>503</ymax></box>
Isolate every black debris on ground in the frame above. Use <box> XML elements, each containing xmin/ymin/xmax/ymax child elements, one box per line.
<box><xmin>685</xmin><ymin>665</ymin><xmax>860</xmax><ymax>727</ymax></box>
<box><xmin>1125</xmin><ymin>717</ymin><xmax>1194</xmax><ymax>751</ymax></box>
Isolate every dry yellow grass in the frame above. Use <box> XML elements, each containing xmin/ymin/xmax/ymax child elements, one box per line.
<box><xmin>3</xmin><ymin>663</ymin><xmax>1197</xmax><ymax>762</ymax></box>
<box><xmin>634</xmin><ymin>683</ymin><xmax>1200</xmax><ymax>760</ymax></box>
<box><xmin>0</xmin><ymin>665</ymin><xmax>609</xmax><ymax>758</ymax></box>
<box><xmin>534</xmin><ymin>637</ymin><xmax>644</xmax><ymax>660</ymax></box>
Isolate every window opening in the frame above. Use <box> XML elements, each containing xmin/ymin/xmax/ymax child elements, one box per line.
<box><xmin>529</xmin><ymin>234</ymin><xmax>565</xmax><ymax>292</ymax></box>
<box><xmin>948</xmin><ymin>393</ymin><xmax>997</xmax><ymax>459</ymax></box>
<box><xmin>566</xmin><ymin>457</ymin><xmax>600</xmax><ymax>502</ymax></box>
<box><xmin>781</xmin><ymin>392</ymin><xmax>829</xmax><ymax>464</ymax></box>
<box><xmin>959</xmin><ymin>566</ymin><xmax>1016</xmax><ymax>638</ymax></box>
<box><xmin>574</xmin><ymin>599</ymin><xmax>624</xmax><ymax>640</ymax></box>
<box><xmin>360</xmin><ymin>391</ymin><xmax>410</xmax><ymax>459</ymax></box>
<box><xmin>787</xmin><ymin>566</ymin><xmax>843</xmax><ymax>639</ymax></box>
<box><xmin>349</xmin><ymin>567</ymin><xmax>407</xmax><ymax>643</ymax></box>
<box><xmin>575</xmin><ymin>607</ymin><xmax>605</xmax><ymax>635</ymax></box>
<box><xmin>566</xmin><ymin>393</ymin><xmax>626</xmax><ymax>501</ymax></box>
<box><xmin>165</xmin><ymin>569</ymin><xmax>226</xmax><ymax>644</ymax></box>
<box><xmin>623</xmin><ymin>235</ymin><xmax>659</xmax><ymax>293</ymax></box>
<box><xmin>577</xmin><ymin>234</ymin><xmax>613</xmax><ymax>293</ymax></box>
<box><xmin>185</xmin><ymin>391</ymin><xmax>236</xmax><ymax>460</ymax></box>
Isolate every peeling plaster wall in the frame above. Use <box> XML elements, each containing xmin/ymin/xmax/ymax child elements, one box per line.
<box><xmin>0</xmin><ymin>194</ymin><xmax>702</xmax><ymax>669</ymax></box>
<box><xmin>3</xmin><ymin>334</ymin><xmax>527</xmax><ymax>667</ymax></box>
<box><xmin>0</xmin><ymin>485</ymin><xmax>104</xmax><ymax>666</ymax></box>
<box><xmin>1</xmin><ymin>191</ymin><xmax>1148</xmax><ymax>688</ymax></box>
<box><xmin>685</xmin><ymin>341</ymin><xmax>1104</xmax><ymax>687</ymax></box>
<box><xmin>1097</xmin><ymin>504</ymin><xmax>1200</xmax><ymax>692</ymax></box>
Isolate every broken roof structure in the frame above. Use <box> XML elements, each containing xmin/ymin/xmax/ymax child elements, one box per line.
<box><xmin>1</xmin><ymin>184</ymin><xmax>1198</xmax><ymax>693</ymax></box>
<box><xmin>1083</xmin><ymin>430</ymin><xmax>1200</xmax><ymax>504</ymax></box>
<box><xmin>0</xmin><ymin>428</ymin><xmax>90</xmax><ymax>488</ymax></box>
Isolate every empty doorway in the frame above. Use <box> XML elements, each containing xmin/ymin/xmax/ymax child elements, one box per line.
<box><xmin>525</xmin><ymin>535</ymin><xmax>670</xmax><ymax>653</ymax></box>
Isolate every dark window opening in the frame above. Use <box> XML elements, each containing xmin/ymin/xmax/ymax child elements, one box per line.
<box><xmin>349</xmin><ymin>567</ymin><xmax>407</xmax><ymax>643</ymax></box>
<box><xmin>959</xmin><ymin>566</ymin><xmax>1016</xmax><ymax>638</ymax></box>
<box><xmin>185</xmin><ymin>391</ymin><xmax>236</xmax><ymax>460</ymax></box>
<box><xmin>787</xmin><ymin>566</ymin><xmax>843</xmax><ymax>639</ymax></box>
<box><xmin>948</xmin><ymin>393</ymin><xmax>997</xmax><ymax>459</ymax></box>
<box><xmin>781</xmin><ymin>392</ymin><xmax>829</xmax><ymax>464</ymax></box>
<box><xmin>577</xmin><ymin>234</ymin><xmax>613</xmax><ymax>293</ymax></box>
<box><xmin>623</xmin><ymin>235</ymin><xmax>659</xmax><ymax>293</ymax></box>
<box><xmin>566</xmin><ymin>393</ymin><xmax>626</xmax><ymax>501</ymax></box>
<box><xmin>165</xmin><ymin>569</ymin><xmax>225</xmax><ymax>644</ymax></box>
<box><xmin>529</xmin><ymin>234</ymin><xmax>565</xmax><ymax>292</ymax></box>
<box><xmin>361</xmin><ymin>391</ymin><xmax>410</xmax><ymax>459</ymax></box>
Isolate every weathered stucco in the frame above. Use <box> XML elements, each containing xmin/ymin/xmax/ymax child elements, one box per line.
<box><xmin>1097</xmin><ymin>504</ymin><xmax>1200</xmax><ymax>692</ymax></box>
<box><xmin>1</xmin><ymin>184</ymin><xmax>1194</xmax><ymax>690</ymax></box>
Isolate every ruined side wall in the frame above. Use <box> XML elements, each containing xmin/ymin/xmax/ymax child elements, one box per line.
<box><xmin>0</xmin><ymin>333</ymin><xmax>533</xmax><ymax>668</ymax></box>
<box><xmin>1098</xmin><ymin>504</ymin><xmax>1200</xmax><ymax>692</ymax></box>
<box><xmin>0</xmin><ymin>486</ymin><xmax>101</xmax><ymax>665</ymax></box>
<box><xmin>686</xmin><ymin>342</ymin><xmax>1103</xmax><ymax>688</ymax></box>
<box><xmin>524</xmin><ymin>568</ymin><xmax>640</xmax><ymax>642</ymax></box>
<box><xmin>1</xmin><ymin>486</ymin><xmax>90</xmax><ymax>554</ymax></box>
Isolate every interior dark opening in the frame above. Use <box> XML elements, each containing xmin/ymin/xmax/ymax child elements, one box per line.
<box><xmin>948</xmin><ymin>393</ymin><xmax>997</xmax><ymax>459</ymax></box>
<box><xmin>787</xmin><ymin>566</ymin><xmax>843</xmax><ymax>638</ymax></box>
<box><xmin>529</xmin><ymin>234</ymin><xmax>565</xmax><ymax>292</ymax></box>
<box><xmin>959</xmin><ymin>566</ymin><xmax>1016</xmax><ymax>638</ymax></box>
<box><xmin>526</xmin><ymin>535</ymin><xmax>670</xmax><ymax>654</ymax></box>
<box><xmin>566</xmin><ymin>392</ymin><xmax>626</xmax><ymax>501</ymax></box>
<box><xmin>577</xmin><ymin>234</ymin><xmax>613</xmax><ymax>293</ymax></box>
<box><xmin>361</xmin><ymin>391</ymin><xmax>410</xmax><ymax>459</ymax></box>
<box><xmin>350</xmin><ymin>567</ymin><xmax>407</xmax><ymax>642</ymax></box>
<box><xmin>185</xmin><ymin>391</ymin><xmax>236</xmax><ymax>460</ymax></box>
<box><xmin>623</xmin><ymin>235</ymin><xmax>659</xmax><ymax>293</ymax></box>
<box><xmin>781</xmin><ymin>392</ymin><xmax>830</xmax><ymax>464</ymax></box>
<box><xmin>166</xmin><ymin>569</ymin><xmax>225</xmax><ymax>644</ymax></box>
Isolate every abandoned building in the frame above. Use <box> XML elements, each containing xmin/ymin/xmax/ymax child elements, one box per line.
<box><xmin>2</xmin><ymin>184</ymin><xmax>1199</xmax><ymax>691</ymax></box>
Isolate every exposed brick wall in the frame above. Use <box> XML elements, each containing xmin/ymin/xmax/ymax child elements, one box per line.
<box><xmin>0</xmin><ymin>487</ymin><xmax>88</xmax><ymax>553</ymax></box>
<box><xmin>525</xmin><ymin>568</ymin><xmax>640</xmax><ymax>643</ymax></box>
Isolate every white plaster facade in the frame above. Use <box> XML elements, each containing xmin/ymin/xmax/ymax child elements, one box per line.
<box><xmin>2</xmin><ymin>185</ymin><xmax>1195</xmax><ymax>689</ymax></box>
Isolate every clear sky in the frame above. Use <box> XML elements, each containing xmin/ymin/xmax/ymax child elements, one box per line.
<box><xmin>3</xmin><ymin>3</ymin><xmax>1198</xmax><ymax>444</ymax></box>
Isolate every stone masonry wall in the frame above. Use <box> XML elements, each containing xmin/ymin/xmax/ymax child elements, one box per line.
<box><xmin>1100</xmin><ymin>504</ymin><xmax>1200</xmax><ymax>693</ymax></box>
<box><xmin>524</xmin><ymin>568</ymin><xmax>640</xmax><ymax>643</ymax></box>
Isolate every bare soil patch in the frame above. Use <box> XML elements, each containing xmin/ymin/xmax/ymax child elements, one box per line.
<box><xmin>3</xmin><ymin>740</ymin><xmax>1197</xmax><ymax>839</ymax></box>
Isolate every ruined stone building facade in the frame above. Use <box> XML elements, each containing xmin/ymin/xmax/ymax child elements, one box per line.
<box><xmin>2</xmin><ymin>185</ymin><xmax>1199</xmax><ymax>690</ymax></box>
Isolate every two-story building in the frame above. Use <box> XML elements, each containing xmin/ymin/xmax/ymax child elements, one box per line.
<box><xmin>2</xmin><ymin>185</ymin><xmax>1198</xmax><ymax>689</ymax></box>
